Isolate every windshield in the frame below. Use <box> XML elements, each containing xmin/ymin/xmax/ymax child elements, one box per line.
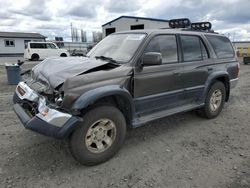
<box><xmin>87</xmin><ymin>33</ymin><xmax>146</xmax><ymax>63</ymax></box>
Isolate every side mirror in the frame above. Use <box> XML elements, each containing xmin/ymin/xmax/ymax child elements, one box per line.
<box><xmin>142</xmin><ymin>52</ymin><xmax>162</xmax><ymax>66</ymax></box>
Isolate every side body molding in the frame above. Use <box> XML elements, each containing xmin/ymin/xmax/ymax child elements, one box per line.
<box><xmin>71</xmin><ymin>85</ymin><xmax>135</xmax><ymax>116</ymax></box>
<box><xmin>200</xmin><ymin>71</ymin><xmax>230</xmax><ymax>102</ymax></box>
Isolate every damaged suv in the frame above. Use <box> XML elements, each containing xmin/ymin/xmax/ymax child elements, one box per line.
<box><xmin>13</xmin><ymin>19</ymin><xmax>239</xmax><ymax>165</ymax></box>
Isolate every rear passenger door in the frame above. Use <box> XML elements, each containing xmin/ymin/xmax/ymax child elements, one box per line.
<box><xmin>179</xmin><ymin>35</ymin><xmax>211</xmax><ymax>104</ymax></box>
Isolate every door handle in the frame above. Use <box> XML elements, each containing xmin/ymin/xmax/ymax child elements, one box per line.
<box><xmin>207</xmin><ymin>67</ymin><xmax>213</xmax><ymax>71</ymax></box>
<box><xmin>173</xmin><ymin>72</ymin><xmax>181</xmax><ymax>76</ymax></box>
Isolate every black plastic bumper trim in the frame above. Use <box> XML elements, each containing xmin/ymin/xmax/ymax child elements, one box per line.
<box><xmin>13</xmin><ymin>103</ymin><xmax>80</xmax><ymax>139</ymax></box>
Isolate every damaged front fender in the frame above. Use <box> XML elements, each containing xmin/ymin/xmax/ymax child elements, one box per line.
<box><xmin>71</xmin><ymin>85</ymin><xmax>134</xmax><ymax>113</ymax></box>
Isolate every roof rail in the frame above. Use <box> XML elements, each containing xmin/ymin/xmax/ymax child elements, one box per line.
<box><xmin>168</xmin><ymin>18</ymin><xmax>214</xmax><ymax>33</ymax></box>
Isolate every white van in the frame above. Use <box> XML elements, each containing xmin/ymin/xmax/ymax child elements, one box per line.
<box><xmin>24</xmin><ymin>42</ymin><xmax>70</xmax><ymax>61</ymax></box>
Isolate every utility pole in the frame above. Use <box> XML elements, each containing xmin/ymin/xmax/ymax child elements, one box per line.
<box><xmin>232</xmin><ymin>32</ymin><xmax>236</xmax><ymax>42</ymax></box>
<box><xmin>70</xmin><ymin>23</ymin><xmax>73</xmax><ymax>42</ymax></box>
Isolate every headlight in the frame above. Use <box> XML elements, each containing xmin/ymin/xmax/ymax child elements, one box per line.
<box><xmin>36</xmin><ymin>97</ymin><xmax>72</xmax><ymax>127</ymax></box>
<box><xmin>16</xmin><ymin>82</ymin><xmax>39</xmax><ymax>102</ymax></box>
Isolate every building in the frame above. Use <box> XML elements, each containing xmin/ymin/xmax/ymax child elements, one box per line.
<box><xmin>102</xmin><ymin>16</ymin><xmax>169</xmax><ymax>37</ymax></box>
<box><xmin>233</xmin><ymin>41</ymin><xmax>250</xmax><ymax>57</ymax></box>
<box><xmin>0</xmin><ymin>31</ymin><xmax>46</xmax><ymax>56</ymax></box>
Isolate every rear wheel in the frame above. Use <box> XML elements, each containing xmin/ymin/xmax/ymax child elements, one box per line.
<box><xmin>69</xmin><ymin>105</ymin><xmax>126</xmax><ymax>166</ymax></box>
<box><xmin>31</xmin><ymin>53</ymin><xmax>39</xmax><ymax>61</ymax></box>
<box><xmin>197</xmin><ymin>81</ymin><xmax>226</xmax><ymax>119</ymax></box>
<box><xmin>60</xmin><ymin>53</ymin><xmax>67</xmax><ymax>57</ymax></box>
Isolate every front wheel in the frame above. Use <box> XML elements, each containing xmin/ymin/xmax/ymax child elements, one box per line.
<box><xmin>197</xmin><ymin>81</ymin><xmax>226</xmax><ymax>119</ymax></box>
<box><xmin>69</xmin><ymin>105</ymin><xmax>126</xmax><ymax>166</ymax></box>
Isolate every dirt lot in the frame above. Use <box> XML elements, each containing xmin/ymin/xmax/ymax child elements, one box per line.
<box><xmin>0</xmin><ymin>57</ymin><xmax>249</xmax><ymax>188</ymax></box>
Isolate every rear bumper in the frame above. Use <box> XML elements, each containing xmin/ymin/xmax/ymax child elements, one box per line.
<box><xmin>13</xmin><ymin>101</ymin><xmax>80</xmax><ymax>139</ymax></box>
<box><xmin>230</xmin><ymin>78</ymin><xmax>239</xmax><ymax>89</ymax></box>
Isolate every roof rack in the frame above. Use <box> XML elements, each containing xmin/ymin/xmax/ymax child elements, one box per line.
<box><xmin>168</xmin><ymin>18</ymin><xmax>214</xmax><ymax>33</ymax></box>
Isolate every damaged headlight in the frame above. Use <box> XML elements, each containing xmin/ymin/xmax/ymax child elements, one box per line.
<box><xmin>16</xmin><ymin>82</ymin><xmax>39</xmax><ymax>102</ymax></box>
<box><xmin>36</xmin><ymin>97</ymin><xmax>72</xmax><ymax>127</ymax></box>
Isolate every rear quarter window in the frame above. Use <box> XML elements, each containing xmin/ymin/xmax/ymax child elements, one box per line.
<box><xmin>206</xmin><ymin>35</ymin><xmax>234</xmax><ymax>58</ymax></box>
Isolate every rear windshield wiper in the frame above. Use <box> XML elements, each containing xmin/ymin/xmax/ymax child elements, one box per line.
<box><xmin>95</xmin><ymin>56</ymin><xmax>119</xmax><ymax>65</ymax></box>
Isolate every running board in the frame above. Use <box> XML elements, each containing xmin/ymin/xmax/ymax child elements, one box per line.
<box><xmin>132</xmin><ymin>103</ymin><xmax>204</xmax><ymax>128</ymax></box>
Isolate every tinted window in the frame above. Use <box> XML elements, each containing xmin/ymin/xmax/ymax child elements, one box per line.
<box><xmin>145</xmin><ymin>35</ymin><xmax>178</xmax><ymax>63</ymax></box>
<box><xmin>30</xmin><ymin>43</ymin><xmax>46</xmax><ymax>49</ymax></box>
<box><xmin>181</xmin><ymin>35</ymin><xmax>207</xmax><ymax>62</ymax></box>
<box><xmin>206</xmin><ymin>35</ymin><xmax>234</xmax><ymax>58</ymax></box>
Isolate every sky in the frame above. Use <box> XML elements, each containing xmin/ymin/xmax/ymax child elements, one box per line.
<box><xmin>0</xmin><ymin>0</ymin><xmax>250</xmax><ymax>41</ymax></box>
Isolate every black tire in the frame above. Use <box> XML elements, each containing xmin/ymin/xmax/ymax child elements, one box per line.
<box><xmin>69</xmin><ymin>105</ymin><xmax>126</xmax><ymax>166</ymax></box>
<box><xmin>60</xmin><ymin>53</ymin><xmax>67</xmax><ymax>57</ymax></box>
<box><xmin>197</xmin><ymin>81</ymin><xmax>226</xmax><ymax>119</ymax></box>
<box><xmin>31</xmin><ymin>53</ymin><xmax>39</xmax><ymax>61</ymax></box>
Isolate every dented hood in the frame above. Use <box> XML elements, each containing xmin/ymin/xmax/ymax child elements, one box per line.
<box><xmin>32</xmin><ymin>57</ymin><xmax>110</xmax><ymax>89</ymax></box>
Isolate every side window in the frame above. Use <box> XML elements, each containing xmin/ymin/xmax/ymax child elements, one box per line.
<box><xmin>46</xmin><ymin>44</ymin><xmax>52</xmax><ymax>48</ymax></box>
<box><xmin>181</xmin><ymin>35</ymin><xmax>209</xmax><ymax>62</ymax></box>
<box><xmin>50</xmin><ymin>44</ymin><xmax>57</xmax><ymax>49</ymax></box>
<box><xmin>46</xmin><ymin>43</ymin><xmax>56</xmax><ymax>49</ymax></box>
<box><xmin>5</xmin><ymin>40</ymin><xmax>15</xmax><ymax>47</ymax></box>
<box><xmin>144</xmin><ymin>35</ymin><xmax>178</xmax><ymax>63</ymax></box>
<box><xmin>206</xmin><ymin>35</ymin><xmax>234</xmax><ymax>58</ymax></box>
<box><xmin>30</xmin><ymin>43</ymin><xmax>46</xmax><ymax>49</ymax></box>
<box><xmin>30</xmin><ymin>43</ymin><xmax>36</xmax><ymax>48</ymax></box>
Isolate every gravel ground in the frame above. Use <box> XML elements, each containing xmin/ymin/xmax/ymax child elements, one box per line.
<box><xmin>0</xmin><ymin>57</ymin><xmax>249</xmax><ymax>188</ymax></box>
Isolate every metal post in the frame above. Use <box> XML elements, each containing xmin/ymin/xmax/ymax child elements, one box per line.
<box><xmin>71</xmin><ymin>23</ymin><xmax>73</xmax><ymax>42</ymax></box>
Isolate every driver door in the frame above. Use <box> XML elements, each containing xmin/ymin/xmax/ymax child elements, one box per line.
<box><xmin>133</xmin><ymin>34</ymin><xmax>184</xmax><ymax>115</ymax></box>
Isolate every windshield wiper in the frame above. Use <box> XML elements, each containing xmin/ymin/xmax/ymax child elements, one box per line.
<box><xmin>95</xmin><ymin>56</ymin><xmax>119</xmax><ymax>65</ymax></box>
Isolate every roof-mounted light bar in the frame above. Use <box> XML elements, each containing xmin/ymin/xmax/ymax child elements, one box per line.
<box><xmin>191</xmin><ymin>22</ymin><xmax>212</xmax><ymax>31</ymax></box>
<box><xmin>168</xmin><ymin>18</ymin><xmax>213</xmax><ymax>31</ymax></box>
<box><xmin>169</xmin><ymin>18</ymin><xmax>191</xmax><ymax>28</ymax></box>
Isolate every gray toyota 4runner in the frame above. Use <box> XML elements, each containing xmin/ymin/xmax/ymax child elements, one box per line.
<box><xmin>13</xmin><ymin>19</ymin><xmax>239</xmax><ymax>165</ymax></box>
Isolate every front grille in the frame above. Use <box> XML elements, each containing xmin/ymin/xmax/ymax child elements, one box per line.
<box><xmin>22</xmin><ymin>101</ymin><xmax>38</xmax><ymax>117</ymax></box>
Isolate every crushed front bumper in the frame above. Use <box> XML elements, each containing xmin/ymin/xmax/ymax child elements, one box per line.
<box><xmin>13</xmin><ymin>82</ymin><xmax>80</xmax><ymax>139</ymax></box>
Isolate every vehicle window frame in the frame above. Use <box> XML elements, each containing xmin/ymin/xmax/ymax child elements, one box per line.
<box><xmin>141</xmin><ymin>34</ymin><xmax>180</xmax><ymax>65</ymax></box>
<box><xmin>179</xmin><ymin>34</ymin><xmax>210</xmax><ymax>63</ymax></box>
<box><xmin>205</xmin><ymin>34</ymin><xmax>235</xmax><ymax>59</ymax></box>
